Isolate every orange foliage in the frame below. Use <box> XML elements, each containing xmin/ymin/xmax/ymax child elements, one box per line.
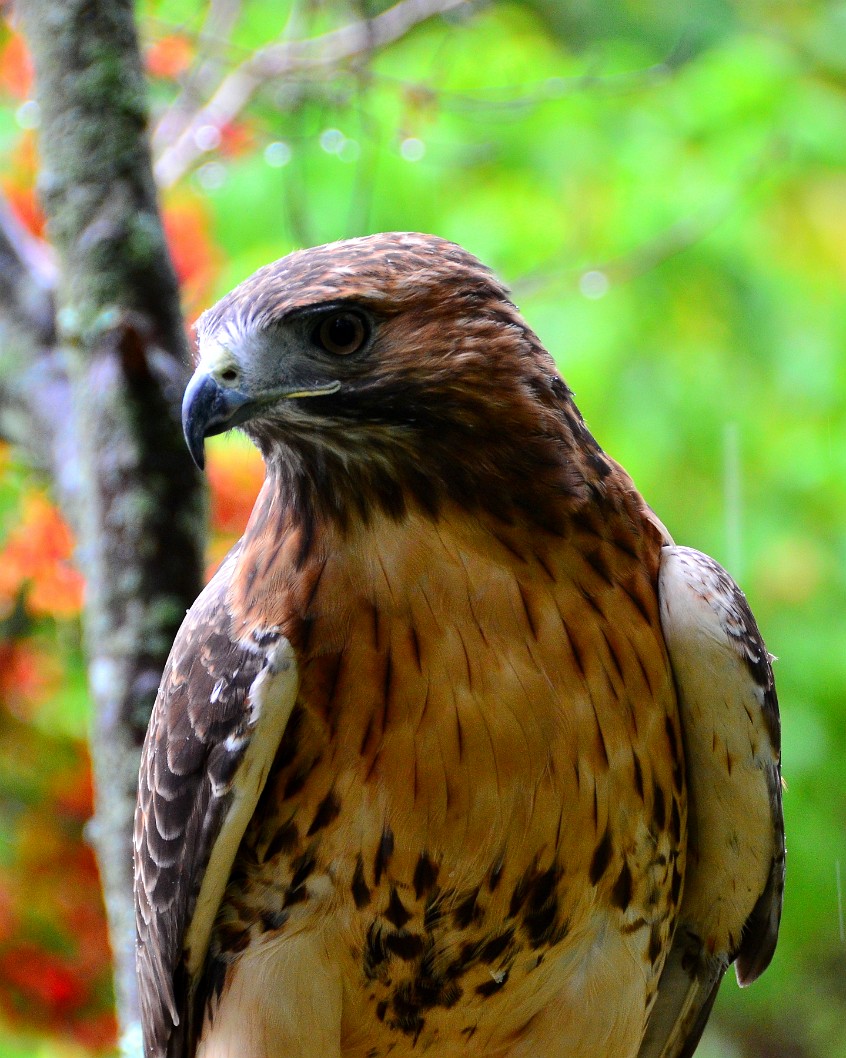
<box><xmin>206</xmin><ymin>441</ymin><xmax>265</xmax><ymax>536</ymax></box>
<box><xmin>0</xmin><ymin>945</ymin><xmax>87</xmax><ymax>1014</ymax></box>
<box><xmin>162</xmin><ymin>196</ymin><xmax>222</xmax><ymax>318</ymax></box>
<box><xmin>1</xmin><ymin>132</ymin><xmax>44</xmax><ymax>238</ymax></box>
<box><xmin>204</xmin><ymin>441</ymin><xmax>265</xmax><ymax>580</ymax></box>
<box><xmin>0</xmin><ymin>32</ymin><xmax>33</xmax><ymax>99</ymax></box>
<box><xmin>3</xmin><ymin>183</ymin><xmax>45</xmax><ymax>238</ymax></box>
<box><xmin>0</xmin><ymin>912</ymin><xmax>117</xmax><ymax>1048</ymax></box>
<box><xmin>0</xmin><ymin>881</ymin><xmax>13</xmax><ymax>943</ymax></box>
<box><xmin>0</xmin><ymin>639</ymin><xmax>60</xmax><ymax>721</ymax></box>
<box><xmin>0</xmin><ymin>724</ymin><xmax>117</xmax><ymax>1051</ymax></box>
<box><xmin>48</xmin><ymin>750</ymin><xmax>95</xmax><ymax>820</ymax></box>
<box><xmin>75</xmin><ymin>1010</ymin><xmax>122</xmax><ymax>1051</ymax></box>
<box><xmin>146</xmin><ymin>33</ymin><xmax>193</xmax><ymax>80</ymax></box>
<box><xmin>0</xmin><ymin>490</ymin><xmax>84</xmax><ymax>619</ymax></box>
<box><xmin>9</xmin><ymin>128</ymin><xmax>39</xmax><ymax>178</ymax></box>
<box><xmin>219</xmin><ymin>120</ymin><xmax>256</xmax><ymax>158</ymax></box>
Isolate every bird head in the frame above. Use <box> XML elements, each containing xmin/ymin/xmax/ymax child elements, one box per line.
<box><xmin>183</xmin><ymin>232</ymin><xmax>596</xmax><ymax>529</ymax></box>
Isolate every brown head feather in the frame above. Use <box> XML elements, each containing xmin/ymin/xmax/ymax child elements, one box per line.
<box><xmin>196</xmin><ymin>233</ymin><xmax>637</xmax><ymax>541</ymax></box>
<box><xmin>197</xmin><ymin>232</ymin><xmax>509</xmax><ymax>337</ymax></box>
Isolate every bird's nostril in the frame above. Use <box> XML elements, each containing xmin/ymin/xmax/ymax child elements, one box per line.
<box><xmin>220</xmin><ymin>368</ymin><xmax>239</xmax><ymax>384</ymax></box>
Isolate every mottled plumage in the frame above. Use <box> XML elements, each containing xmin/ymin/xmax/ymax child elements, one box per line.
<box><xmin>134</xmin><ymin>233</ymin><xmax>784</xmax><ymax>1058</ymax></box>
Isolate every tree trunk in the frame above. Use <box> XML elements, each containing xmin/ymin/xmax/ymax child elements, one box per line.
<box><xmin>14</xmin><ymin>0</ymin><xmax>205</xmax><ymax>1047</ymax></box>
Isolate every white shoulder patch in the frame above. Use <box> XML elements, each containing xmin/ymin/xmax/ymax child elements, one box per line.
<box><xmin>639</xmin><ymin>545</ymin><xmax>784</xmax><ymax>1058</ymax></box>
<box><xmin>658</xmin><ymin>544</ymin><xmax>782</xmax><ymax>971</ymax></box>
<box><xmin>184</xmin><ymin>636</ymin><xmax>299</xmax><ymax>980</ymax></box>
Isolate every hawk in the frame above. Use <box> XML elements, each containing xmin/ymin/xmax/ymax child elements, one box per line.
<box><xmin>134</xmin><ymin>232</ymin><xmax>784</xmax><ymax>1058</ymax></box>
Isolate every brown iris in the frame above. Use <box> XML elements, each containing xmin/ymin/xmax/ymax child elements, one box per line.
<box><xmin>313</xmin><ymin>311</ymin><xmax>368</xmax><ymax>355</ymax></box>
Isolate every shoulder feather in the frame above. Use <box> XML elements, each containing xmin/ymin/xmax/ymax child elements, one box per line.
<box><xmin>134</xmin><ymin>547</ymin><xmax>298</xmax><ymax>1058</ymax></box>
<box><xmin>639</xmin><ymin>545</ymin><xmax>784</xmax><ymax>1058</ymax></box>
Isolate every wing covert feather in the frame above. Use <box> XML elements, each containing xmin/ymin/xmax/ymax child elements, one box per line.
<box><xmin>134</xmin><ymin>547</ymin><xmax>298</xmax><ymax>1058</ymax></box>
<box><xmin>639</xmin><ymin>546</ymin><xmax>784</xmax><ymax>1058</ymax></box>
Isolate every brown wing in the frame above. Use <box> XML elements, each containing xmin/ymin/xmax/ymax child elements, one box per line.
<box><xmin>134</xmin><ymin>547</ymin><xmax>299</xmax><ymax>1058</ymax></box>
<box><xmin>639</xmin><ymin>546</ymin><xmax>784</xmax><ymax>1058</ymax></box>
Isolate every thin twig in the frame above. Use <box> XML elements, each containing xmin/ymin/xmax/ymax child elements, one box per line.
<box><xmin>152</xmin><ymin>0</ymin><xmax>259</xmax><ymax>156</ymax></box>
<box><xmin>0</xmin><ymin>195</ymin><xmax>57</xmax><ymax>301</ymax></box>
<box><xmin>0</xmin><ymin>194</ymin><xmax>84</xmax><ymax>516</ymax></box>
<box><xmin>154</xmin><ymin>0</ymin><xmax>470</xmax><ymax>187</ymax></box>
<box><xmin>373</xmin><ymin>58</ymin><xmax>681</xmax><ymax>115</ymax></box>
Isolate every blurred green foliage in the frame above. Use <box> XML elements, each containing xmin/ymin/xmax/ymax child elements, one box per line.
<box><xmin>1</xmin><ymin>0</ymin><xmax>845</xmax><ymax>1054</ymax></box>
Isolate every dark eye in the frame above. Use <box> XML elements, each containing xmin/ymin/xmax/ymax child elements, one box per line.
<box><xmin>313</xmin><ymin>311</ymin><xmax>368</xmax><ymax>356</ymax></box>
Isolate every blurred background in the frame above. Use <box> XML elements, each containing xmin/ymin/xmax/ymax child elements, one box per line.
<box><xmin>0</xmin><ymin>0</ymin><xmax>843</xmax><ymax>1054</ymax></box>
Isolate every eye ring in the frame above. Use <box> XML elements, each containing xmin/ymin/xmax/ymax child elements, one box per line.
<box><xmin>312</xmin><ymin>311</ymin><xmax>369</xmax><ymax>356</ymax></box>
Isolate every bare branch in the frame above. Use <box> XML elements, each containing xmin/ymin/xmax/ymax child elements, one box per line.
<box><xmin>0</xmin><ymin>195</ymin><xmax>56</xmax><ymax>344</ymax></box>
<box><xmin>372</xmin><ymin>54</ymin><xmax>685</xmax><ymax>115</ymax></box>
<box><xmin>150</xmin><ymin>0</ymin><xmax>249</xmax><ymax>156</ymax></box>
<box><xmin>154</xmin><ymin>0</ymin><xmax>470</xmax><ymax>187</ymax></box>
<box><xmin>0</xmin><ymin>195</ymin><xmax>73</xmax><ymax>493</ymax></box>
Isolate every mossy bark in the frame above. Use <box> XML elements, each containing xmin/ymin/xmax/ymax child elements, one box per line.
<box><xmin>16</xmin><ymin>0</ymin><xmax>205</xmax><ymax>1045</ymax></box>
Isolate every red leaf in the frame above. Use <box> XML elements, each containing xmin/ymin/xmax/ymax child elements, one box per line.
<box><xmin>0</xmin><ymin>944</ymin><xmax>86</xmax><ymax>1014</ymax></box>
<box><xmin>146</xmin><ymin>34</ymin><xmax>193</xmax><ymax>80</ymax></box>
<box><xmin>0</xmin><ymin>640</ymin><xmax>60</xmax><ymax>720</ymax></box>
<box><xmin>162</xmin><ymin>197</ymin><xmax>222</xmax><ymax>318</ymax></box>
<box><xmin>219</xmin><ymin>120</ymin><xmax>256</xmax><ymax>158</ymax></box>
<box><xmin>0</xmin><ymin>490</ymin><xmax>83</xmax><ymax>618</ymax></box>
<box><xmin>0</xmin><ymin>33</ymin><xmax>33</xmax><ymax>99</ymax></box>
<box><xmin>206</xmin><ymin>441</ymin><xmax>265</xmax><ymax>536</ymax></box>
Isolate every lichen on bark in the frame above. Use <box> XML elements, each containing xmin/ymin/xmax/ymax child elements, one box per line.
<box><xmin>14</xmin><ymin>0</ymin><xmax>206</xmax><ymax>1047</ymax></box>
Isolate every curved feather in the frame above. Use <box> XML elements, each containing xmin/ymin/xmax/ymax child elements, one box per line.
<box><xmin>134</xmin><ymin>546</ymin><xmax>298</xmax><ymax>1058</ymax></box>
<box><xmin>639</xmin><ymin>545</ymin><xmax>784</xmax><ymax>1058</ymax></box>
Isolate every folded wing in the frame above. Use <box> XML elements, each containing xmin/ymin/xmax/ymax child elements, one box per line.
<box><xmin>638</xmin><ymin>545</ymin><xmax>785</xmax><ymax>1058</ymax></box>
<box><xmin>134</xmin><ymin>547</ymin><xmax>299</xmax><ymax>1058</ymax></box>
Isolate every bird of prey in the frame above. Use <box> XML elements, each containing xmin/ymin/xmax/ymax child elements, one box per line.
<box><xmin>134</xmin><ymin>232</ymin><xmax>784</xmax><ymax>1058</ymax></box>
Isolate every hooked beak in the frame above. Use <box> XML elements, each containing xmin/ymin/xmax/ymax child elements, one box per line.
<box><xmin>182</xmin><ymin>370</ymin><xmax>254</xmax><ymax>470</ymax></box>
<box><xmin>181</xmin><ymin>368</ymin><xmax>343</xmax><ymax>470</ymax></box>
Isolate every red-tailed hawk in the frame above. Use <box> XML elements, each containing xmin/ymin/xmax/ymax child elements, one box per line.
<box><xmin>134</xmin><ymin>233</ymin><xmax>784</xmax><ymax>1058</ymax></box>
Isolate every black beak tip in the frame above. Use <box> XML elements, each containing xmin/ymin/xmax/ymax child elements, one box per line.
<box><xmin>182</xmin><ymin>401</ymin><xmax>208</xmax><ymax>471</ymax></box>
<box><xmin>182</xmin><ymin>370</ymin><xmax>218</xmax><ymax>472</ymax></box>
<box><xmin>185</xmin><ymin>430</ymin><xmax>206</xmax><ymax>471</ymax></box>
<box><xmin>182</xmin><ymin>368</ymin><xmax>254</xmax><ymax>472</ymax></box>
